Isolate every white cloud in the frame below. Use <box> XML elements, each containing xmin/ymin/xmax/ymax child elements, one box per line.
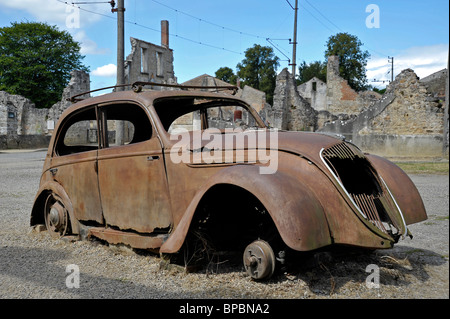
<box><xmin>0</xmin><ymin>0</ymin><xmax>110</xmax><ymax>28</ymax></box>
<box><xmin>91</xmin><ymin>64</ymin><xmax>117</xmax><ymax>77</ymax></box>
<box><xmin>0</xmin><ymin>0</ymin><xmax>111</xmax><ymax>58</ymax></box>
<box><xmin>73</xmin><ymin>30</ymin><xmax>109</xmax><ymax>55</ymax></box>
<box><xmin>367</xmin><ymin>44</ymin><xmax>448</xmax><ymax>87</ymax></box>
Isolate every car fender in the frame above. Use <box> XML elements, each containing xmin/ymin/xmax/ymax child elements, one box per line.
<box><xmin>30</xmin><ymin>180</ymin><xmax>79</xmax><ymax>234</ymax></box>
<box><xmin>160</xmin><ymin>164</ymin><xmax>332</xmax><ymax>254</ymax></box>
<box><xmin>366</xmin><ymin>154</ymin><xmax>427</xmax><ymax>225</ymax></box>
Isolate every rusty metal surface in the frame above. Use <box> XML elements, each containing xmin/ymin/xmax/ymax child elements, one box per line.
<box><xmin>97</xmin><ymin>138</ymin><xmax>172</xmax><ymax>233</ymax></box>
<box><xmin>366</xmin><ymin>154</ymin><xmax>428</xmax><ymax>225</ymax></box>
<box><xmin>31</xmin><ymin>88</ymin><xmax>427</xmax><ymax>255</ymax></box>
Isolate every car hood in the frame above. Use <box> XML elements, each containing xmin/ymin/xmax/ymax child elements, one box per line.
<box><xmin>170</xmin><ymin>129</ymin><xmax>348</xmax><ymax>165</ymax></box>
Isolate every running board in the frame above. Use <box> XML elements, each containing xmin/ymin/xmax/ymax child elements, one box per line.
<box><xmin>87</xmin><ymin>227</ymin><xmax>167</xmax><ymax>250</ymax></box>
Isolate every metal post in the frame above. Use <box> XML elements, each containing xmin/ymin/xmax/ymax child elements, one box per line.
<box><xmin>114</xmin><ymin>0</ymin><xmax>125</xmax><ymax>145</ymax></box>
<box><xmin>388</xmin><ymin>56</ymin><xmax>394</xmax><ymax>82</ymax></box>
<box><xmin>291</xmin><ymin>0</ymin><xmax>298</xmax><ymax>77</ymax></box>
<box><xmin>116</xmin><ymin>0</ymin><xmax>125</xmax><ymax>88</ymax></box>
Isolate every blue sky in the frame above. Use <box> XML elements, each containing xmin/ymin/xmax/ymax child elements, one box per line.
<box><xmin>0</xmin><ymin>0</ymin><xmax>448</xmax><ymax>93</ymax></box>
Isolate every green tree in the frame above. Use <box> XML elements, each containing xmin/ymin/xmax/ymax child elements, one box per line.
<box><xmin>236</xmin><ymin>44</ymin><xmax>280</xmax><ymax>105</ymax></box>
<box><xmin>215</xmin><ymin>67</ymin><xmax>237</xmax><ymax>85</ymax></box>
<box><xmin>297</xmin><ymin>60</ymin><xmax>327</xmax><ymax>85</ymax></box>
<box><xmin>0</xmin><ymin>22</ymin><xmax>89</xmax><ymax>108</ymax></box>
<box><xmin>325</xmin><ymin>32</ymin><xmax>370</xmax><ymax>92</ymax></box>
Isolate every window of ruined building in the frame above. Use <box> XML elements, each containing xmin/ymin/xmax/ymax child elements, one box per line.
<box><xmin>312</xmin><ymin>82</ymin><xmax>317</xmax><ymax>92</ymax></box>
<box><xmin>141</xmin><ymin>47</ymin><xmax>148</xmax><ymax>73</ymax></box>
<box><xmin>156</xmin><ymin>51</ymin><xmax>163</xmax><ymax>77</ymax></box>
<box><xmin>8</xmin><ymin>112</ymin><xmax>15</xmax><ymax>119</ymax></box>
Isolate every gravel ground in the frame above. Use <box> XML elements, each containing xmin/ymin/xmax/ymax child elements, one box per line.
<box><xmin>0</xmin><ymin>150</ymin><xmax>448</xmax><ymax>301</ymax></box>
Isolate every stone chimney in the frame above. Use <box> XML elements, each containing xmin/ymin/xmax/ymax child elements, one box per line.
<box><xmin>161</xmin><ymin>20</ymin><xmax>169</xmax><ymax>49</ymax></box>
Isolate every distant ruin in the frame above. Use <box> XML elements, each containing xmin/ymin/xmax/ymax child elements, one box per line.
<box><xmin>1</xmin><ymin>22</ymin><xmax>448</xmax><ymax>159</ymax></box>
<box><xmin>124</xmin><ymin>21</ymin><xmax>177</xmax><ymax>87</ymax></box>
<box><xmin>0</xmin><ymin>70</ymin><xmax>90</xmax><ymax>149</ymax></box>
<box><xmin>266</xmin><ymin>55</ymin><xmax>448</xmax><ymax>159</ymax></box>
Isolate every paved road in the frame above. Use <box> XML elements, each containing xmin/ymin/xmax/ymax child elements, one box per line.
<box><xmin>0</xmin><ymin>150</ymin><xmax>448</xmax><ymax>299</ymax></box>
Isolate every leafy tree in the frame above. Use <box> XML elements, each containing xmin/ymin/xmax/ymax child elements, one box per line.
<box><xmin>0</xmin><ymin>22</ymin><xmax>89</xmax><ymax>108</ymax></box>
<box><xmin>236</xmin><ymin>44</ymin><xmax>280</xmax><ymax>105</ymax></box>
<box><xmin>325</xmin><ymin>32</ymin><xmax>370</xmax><ymax>92</ymax></box>
<box><xmin>297</xmin><ymin>60</ymin><xmax>327</xmax><ymax>85</ymax></box>
<box><xmin>215</xmin><ymin>67</ymin><xmax>237</xmax><ymax>85</ymax></box>
<box><xmin>373</xmin><ymin>87</ymin><xmax>386</xmax><ymax>95</ymax></box>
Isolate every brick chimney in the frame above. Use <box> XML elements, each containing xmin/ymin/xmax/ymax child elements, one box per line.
<box><xmin>161</xmin><ymin>20</ymin><xmax>169</xmax><ymax>49</ymax></box>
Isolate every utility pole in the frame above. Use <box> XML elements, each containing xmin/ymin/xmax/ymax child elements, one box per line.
<box><xmin>112</xmin><ymin>0</ymin><xmax>125</xmax><ymax>144</ymax></box>
<box><xmin>388</xmin><ymin>56</ymin><xmax>394</xmax><ymax>82</ymax></box>
<box><xmin>291</xmin><ymin>0</ymin><xmax>298</xmax><ymax>78</ymax></box>
<box><xmin>112</xmin><ymin>0</ymin><xmax>125</xmax><ymax>90</ymax></box>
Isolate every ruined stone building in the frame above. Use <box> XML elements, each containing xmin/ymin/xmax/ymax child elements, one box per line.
<box><xmin>322</xmin><ymin>68</ymin><xmax>446</xmax><ymax>158</ymax></box>
<box><xmin>124</xmin><ymin>21</ymin><xmax>176</xmax><ymax>87</ymax></box>
<box><xmin>0</xmin><ymin>70</ymin><xmax>90</xmax><ymax>149</ymax></box>
<box><xmin>181</xmin><ymin>74</ymin><xmax>268</xmax><ymax>114</ymax></box>
<box><xmin>1</xmin><ymin>18</ymin><xmax>448</xmax><ymax>159</ymax></box>
<box><xmin>267</xmin><ymin>55</ymin><xmax>448</xmax><ymax>158</ymax></box>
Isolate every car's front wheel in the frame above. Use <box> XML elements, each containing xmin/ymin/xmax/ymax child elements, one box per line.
<box><xmin>44</xmin><ymin>193</ymin><xmax>70</xmax><ymax>238</ymax></box>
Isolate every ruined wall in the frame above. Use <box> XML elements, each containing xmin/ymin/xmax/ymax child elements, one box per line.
<box><xmin>297</xmin><ymin>77</ymin><xmax>327</xmax><ymax>111</ymax></box>
<box><xmin>0</xmin><ymin>70</ymin><xmax>90</xmax><ymax>149</ymax></box>
<box><xmin>0</xmin><ymin>91</ymin><xmax>48</xmax><ymax>148</ymax></box>
<box><xmin>124</xmin><ymin>37</ymin><xmax>176</xmax><ymax>87</ymax></box>
<box><xmin>325</xmin><ymin>55</ymin><xmax>381</xmax><ymax>116</ymax></box>
<box><xmin>321</xmin><ymin>69</ymin><xmax>445</xmax><ymax>158</ymax></box>
<box><xmin>47</xmin><ymin>70</ymin><xmax>90</xmax><ymax>132</ymax></box>
<box><xmin>263</xmin><ymin>68</ymin><xmax>317</xmax><ymax>131</ymax></box>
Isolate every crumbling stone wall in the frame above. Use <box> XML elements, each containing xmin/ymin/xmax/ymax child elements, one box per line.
<box><xmin>0</xmin><ymin>70</ymin><xmax>90</xmax><ymax>149</ymax></box>
<box><xmin>363</xmin><ymin>69</ymin><xmax>443</xmax><ymax>135</ymax></box>
<box><xmin>124</xmin><ymin>37</ymin><xmax>176</xmax><ymax>87</ymax></box>
<box><xmin>297</xmin><ymin>77</ymin><xmax>327</xmax><ymax>112</ymax></box>
<box><xmin>0</xmin><ymin>91</ymin><xmax>48</xmax><ymax>148</ymax></box>
<box><xmin>272</xmin><ymin>56</ymin><xmax>447</xmax><ymax>158</ymax></box>
<box><xmin>47</xmin><ymin>70</ymin><xmax>90</xmax><ymax>133</ymax></box>
<box><xmin>325</xmin><ymin>55</ymin><xmax>381</xmax><ymax>116</ymax></box>
<box><xmin>263</xmin><ymin>68</ymin><xmax>317</xmax><ymax>131</ymax></box>
<box><xmin>320</xmin><ymin>68</ymin><xmax>446</xmax><ymax>158</ymax></box>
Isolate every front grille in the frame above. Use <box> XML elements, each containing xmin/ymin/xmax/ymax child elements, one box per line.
<box><xmin>321</xmin><ymin>143</ymin><xmax>401</xmax><ymax>237</ymax></box>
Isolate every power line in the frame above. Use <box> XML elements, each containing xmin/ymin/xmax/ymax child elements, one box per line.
<box><xmin>58</xmin><ymin>0</ymin><xmax>300</xmax><ymax>60</ymax></box>
<box><xmin>298</xmin><ymin>2</ymin><xmax>334</xmax><ymax>33</ymax></box>
<box><xmin>150</xmin><ymin>0</ymin><xmax>265</xmax><ymax>40</ymax></box>
<box><xmin>303</xmin><ymin>0</ymin><xmax>342</xmax><ymax>31</ymax></box>
<box><xmin>284</xmin><ymin>0</ymin><xmax>295</xmax><ymax>10</ymax></box>
<box><xmin>266</xmin><ymin>38</ymin><xmax>290</xmax><ymax>62</ymax></box>
<box><xmin>56</xmin><ymin>0</ymin><xmax>244</xmax><ymax>55</ymax></box>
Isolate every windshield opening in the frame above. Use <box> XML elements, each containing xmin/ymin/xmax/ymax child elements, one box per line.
<box><xmin>153</xmin><ymin>97</ymin><xmax>266</xmax><ymax>133</ymax></box>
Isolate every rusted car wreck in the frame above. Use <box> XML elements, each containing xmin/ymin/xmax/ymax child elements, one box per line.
<box><xmin>31</xmin><ymin>82</ymin><xmax>427</xmax><ymax>280</ymax></box>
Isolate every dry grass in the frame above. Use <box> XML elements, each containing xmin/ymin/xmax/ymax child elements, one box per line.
<box><xmin>395</xmin><ymin>161</ymin><xmax>449</xmax><ymax>175</ymax></box>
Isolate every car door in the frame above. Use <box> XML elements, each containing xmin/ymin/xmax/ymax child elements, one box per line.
<box><xmin>51</xmin><ymin>106</ymin><xmax>104</xmax><ymax>224</ymax></box>
<box><xmin>96</xmin><ymin>102</ymin><xmax>172</xmax><ymax>233</ymax></box>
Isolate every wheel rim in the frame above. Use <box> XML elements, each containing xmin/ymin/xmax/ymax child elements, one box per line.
<box><xmin>44</xmin><ymin>194</ymin><xmax>69</xmax><ymax>238</ymax></box>
<box><xmin>243</xmin><ymin>240</ymin><xmax>276</xmax><ymax>280</ymax></box>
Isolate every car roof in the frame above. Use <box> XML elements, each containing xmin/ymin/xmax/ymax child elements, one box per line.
<box><xmin>62</xmin><ymin>89</ymin><xmax>245</xmax><ymax>117</ymax></box>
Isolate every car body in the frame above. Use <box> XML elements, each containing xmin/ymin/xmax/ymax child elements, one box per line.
<box><xmin>31</xmin><ymin>85</ymin><xmax>427</xmax><ymax>280</ymax></box>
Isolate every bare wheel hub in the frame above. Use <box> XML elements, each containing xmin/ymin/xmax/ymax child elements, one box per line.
<box><xmin>243</xmin><ymin>240</ymin><xmax>276</xmax><ymax>280</ymax></box>
<box><xmin>44</xmin><ymin>195</ymin><xmax>69</xmax><ymax>238</ymax></box>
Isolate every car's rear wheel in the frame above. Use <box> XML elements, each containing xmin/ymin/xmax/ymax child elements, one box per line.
<box><xmin>243</xmin><ymin>240</ymin><xmax>276</xmax><ymax>280</ymax></box>
<box><xmin>44</xmin><ymin>193</ymin><xmax>69</xmax><ymax>238</ymax></box>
